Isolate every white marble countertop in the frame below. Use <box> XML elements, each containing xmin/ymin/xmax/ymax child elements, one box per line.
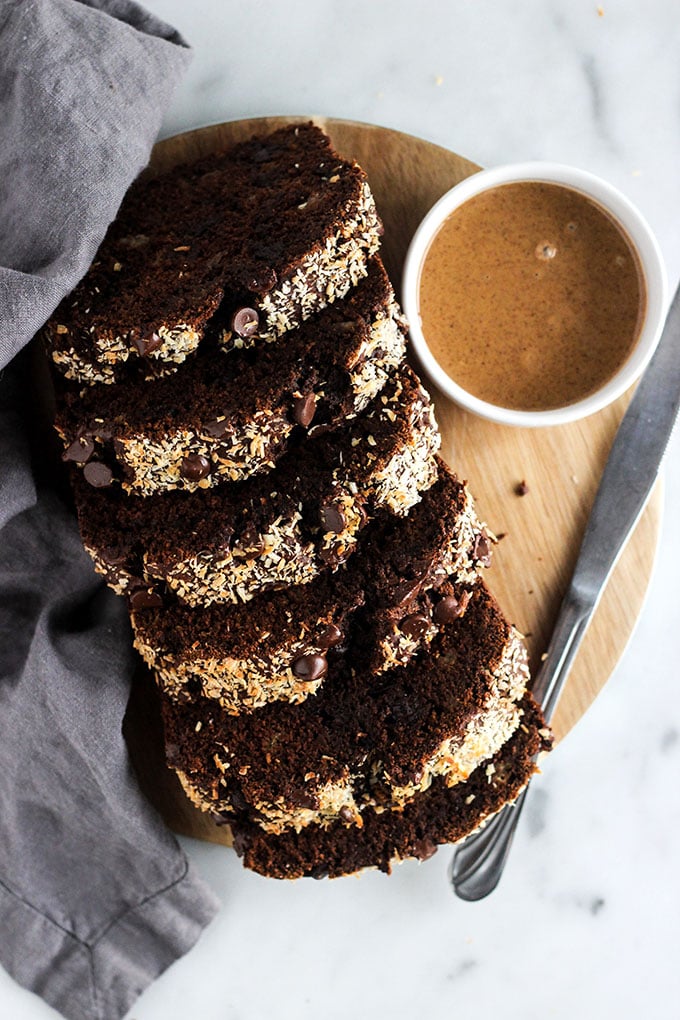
<box><xmin>3</xmin><ymin>1</ymin><xmax>679</xmax><ymax>1017</ymax></box>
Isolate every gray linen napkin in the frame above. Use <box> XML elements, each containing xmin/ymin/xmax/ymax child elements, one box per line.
<box><xmin>0</xmin><ymin>2</ymin><xmax>221</xmax><ymax>1019</ymax></box>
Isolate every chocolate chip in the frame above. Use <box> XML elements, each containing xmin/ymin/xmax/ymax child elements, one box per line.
<box><xmin>291</xmin><ymin>653</ymin><xmax>328</xmax><ymax>681</ymax></box>
<box><xmin>433</xmin><ymin>591</ymin><xmax>471</xmax><ymax>625</ymax></box>
<box><xmin>338</xmin><ymin>805</ymin><xmax>355</xmax><ymax>823</ymax></box>
<box><xmin>99</xmin><ymin>546</ymin><xmax>130</xmax><ymax>567</ymax></box>
<box><xmin>317</xmin><ymin>623</ymin><xmax>343</xmax><ymax>650</ymax></box>
<box><xmin>473</xmin><ymin>532</ymin><xmax>492</xmax><ymax>567</ymax></box>
<box><xmin>62</xmin><ymin>436</ymin><xmax>94</xmax><ymax>464</ymax></box>
<box><xmin>245</xmin><ymin>267</ymin><xmax>277</xmax><ymax>292</ymax></box>
<box><xmin>175</xmin><ymin>685</ymin><xmax>196</xmax><ymax>705</ymax></box>
<box><xmin>83</xmin><ymin>461</ymin><xmax>113</xmax><ymax>488</ymax></box>
<box><xmin>399</xmin><ymin>613</ymin><xmax>430</xmax><ymax>640</ymax></box>
<box><xmin>516</xmin><ymin>479</ymin><xmax>530</xmax><ymax>496</ymax></box>
<box><xmin>132</xmin><ymin>331</ymin><xmax>162</xmax><ymax>357</ymax></box>
<box><xmin>317</xmin><ymin>544</ymin><xmax>341</xmax><ymax>568</ymax></box>
<box><xmin>231</xmin><ymin>307</ymin><xmax>260</xmax><ymax>337</ymax></box>
<box><xmin>236</xmin><ymin>524</ymin><xmax>264</xmax><ymax>560</ymax></box>
<box><xmin>320</xmin><ymin>502</ymin><xmax>346</xmax><ymax>533</ymax></box>
<box><xmin>385</xmin><ymin>631</ymin><xmax>407</xmax><ymax>657</ymax></box>
<box><xmin>294</xmin><ymin>788</ymin><xmax>320</xmax><ymax>810</ymax></box>
<box><xmin>433</xmin><ymin>595</ymin><xmax>459</xmax><ymax>625</ymax></box>
<box><xmin>310</xmin><ymin>865</ymin><xmax>329</xmax><ymax>880</ymax></box>
<box><xmin>412</xmin><ymin>837</ymin><xmax>438</xmax><ymax>861</ymax></box>
<box><xmin>230</xmin><ymin>788</ymin><xmax>248</xmax><ymax>812</ymax></box>
<box><xmin>203</xmin><ymin>418</ymin><xmax>231</xmax><ymax>439</ymax></box>
<box><xmin>180</xmin><ymin>453</ymin><xmax>211</xmax><ymax>482</ymax></box>
<box><xmin>128</xmin><ymin>588</ymin><xmax>163</xmax><ymax>611</ymax></box>
<box><xmin>293</xmin><ymin>392</ymin><xmax>316</xmax><ymax>427</ymax></box>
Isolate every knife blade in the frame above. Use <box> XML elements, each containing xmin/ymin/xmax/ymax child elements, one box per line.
<box><xmin>451</xmin><ymin>277</ymin><xmax>680</xmax><ymax>900</ymax></box>
<box><xmin>532</xmin><ymin>277</ymin><xmax>680</xmax><ymax>716</ymax></box>
<box><xmin>560</xmin><ymin>280</ymin><xmax>680</xmax><ymax>622</ymax></box>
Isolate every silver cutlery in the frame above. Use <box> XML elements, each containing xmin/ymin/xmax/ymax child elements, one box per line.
<box><xmin>451</xmin><ymin>280</ymin><xmax>680</xmax><ymax>900</ymax></box>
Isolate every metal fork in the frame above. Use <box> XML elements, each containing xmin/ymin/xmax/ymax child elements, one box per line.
<box><xmin>450</xmin><ymin>594</ymin><xmax>590</xmax><ymax>900</ymax></box>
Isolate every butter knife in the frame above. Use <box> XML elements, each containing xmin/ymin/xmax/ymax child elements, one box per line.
<box><xmin>451</xmin><ymin>279</ymin><xmax>680</xmax><ymax>901</ymax></box>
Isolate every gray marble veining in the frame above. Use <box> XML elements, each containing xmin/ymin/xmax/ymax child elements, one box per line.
<box><xmin>2</xmin><ymin>2</ymin><xmax>678</xmax><ymax>1018</ymax></box>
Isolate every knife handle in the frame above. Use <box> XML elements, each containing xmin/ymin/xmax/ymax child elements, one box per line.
<box><xmin>532</xmin><ymin>591</ymin><xmax>592</xmax><ymax>723</ymax></box>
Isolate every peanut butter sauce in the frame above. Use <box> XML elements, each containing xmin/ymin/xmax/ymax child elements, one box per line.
<box><xmin>418</xmin><ymin>181</ymin><xmax>646</xmax><ymax>411</ymax></box>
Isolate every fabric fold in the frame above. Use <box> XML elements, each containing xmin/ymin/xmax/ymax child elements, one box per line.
<box><xmin>0</xmin><ymin>857</ymin><xmax>217</xmax><ymax>1020</ymax></box>
<box><xmin>0</xmin><ymin>0</ymin><xmax>193</xmax><ymax>367</ymax></box>
<box><xmin>0</xmin><ymin>3</ymin><xmax>221</xmax><ymax>1019</ymax></box>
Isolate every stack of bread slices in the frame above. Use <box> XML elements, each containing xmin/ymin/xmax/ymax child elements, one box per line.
<box><xmin>45</xmin><ymin>123</ymin><xmax>550</xmax><ymax>879</ymax></box>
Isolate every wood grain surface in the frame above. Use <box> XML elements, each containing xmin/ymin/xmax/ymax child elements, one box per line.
<box><xmin>123</xmin><ymin>116</ymin><xmax>662</xmax><ymax>845</ymax></box>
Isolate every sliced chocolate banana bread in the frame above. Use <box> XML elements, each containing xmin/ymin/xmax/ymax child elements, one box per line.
<box><xmin>44</xmin><ymin>123</ymin><xmax>382</xmax><ymax>386</ymax></box>
<box><xmin>49</xmin><ymin>120</ymin><xmax>548</xmax><ymax>886</ymax></box>
<box><xmin>54</xmin><ymin>258</ymin><xmax>406</xmax><ymax>496</ymax></box>
<box><xmin>161</xmin><ymin>581</ymin><xmax>532</xmax><ymax>834</ymax></box>
<box><xmin>229</xmin><ymin>696</ymin><xmax>551</xmax><ymax>879</ymax></box>
<box><xmin>73</xmin><ymin>364</ymin><xmax>440</xmax><ymax>607</ymax></box>
<box><xmin>132</xmin><ymin>462</ymin><xmax>491</xmax><ymax>712</ymax></box>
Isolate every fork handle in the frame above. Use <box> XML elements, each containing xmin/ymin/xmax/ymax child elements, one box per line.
<box><xmin>450</xmin><ymin>785</ymin><xmax>531</xmax><ymax>900</ymax></box>
<box><xmin>450</xmin><ymin>593</ymin><xmax>592</xmax><ymax>900</ymax></box>
<box><xmin>531</xmin><ymin>593</ymin><xmax>593</xmax><ymax>722</ymax></box>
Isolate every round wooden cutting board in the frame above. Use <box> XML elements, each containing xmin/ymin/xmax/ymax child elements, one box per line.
<box><xmin>123</xmin><ymin>117</ymin><xmax>662</xmax><ymax>845</ymax></box>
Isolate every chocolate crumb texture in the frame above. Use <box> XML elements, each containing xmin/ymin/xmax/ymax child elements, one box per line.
<box><xmin>53</xmin><ymin>258</ymin><xmax>408</xmax><ymax>496</ymax></box>
<box><xmin>44</xmin><ymin>123</ymin><xmax>383</xmax><ymax>386</ymax></box>
<box><xmin>131</xmin><ymin>462</ymin><xmax>490</xmax><ymax>712</ymax></box>
<box><xmin>51</xmin><ymin>121</ymin><xmax>551</xmax><ymax>882</ymax></box>
<box><xmin>229</xmin><ymin>695</ymin><xmax>550</xmax><ymax>878</ymax></box>
<box><xmin>159</xmin><ymin>581</ymin><xmax>539</xmax><ymax>836</ymax></box>
<box><xmin>70</xmin><ymin>364</ymin><xmax>442</xmax><ymax>609</ymax></box>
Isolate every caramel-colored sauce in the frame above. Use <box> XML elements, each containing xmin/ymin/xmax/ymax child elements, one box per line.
<box><xmin>418</xmin><ymin>181</ymin><xmax>646</xmax><ymax>411</ymax></box>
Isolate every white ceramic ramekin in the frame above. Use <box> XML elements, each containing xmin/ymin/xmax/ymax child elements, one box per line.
<box><xmin>402</xmin><ymin>162</ymin><xmax>668</xmax><ymax>427</ymax></box>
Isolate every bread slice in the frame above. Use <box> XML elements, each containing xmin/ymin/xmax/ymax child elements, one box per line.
<box><xmin>228</xmin><ymin>695</ymin><xmax>551</xmax><ymax>879</ymax></box>
<box><xmin>161</xmin><ymin>581</ymin><xmax>533</xmax><ymax>834</ymax></box>
<box><xmin>44</xmin><ymin>123</ymin><xmax>382</xmax><ymax>385</ymax></box>
<box><xmin>72</xmin><ymin>365</ymin><xmax>440</xmax><ymax>607</ymax></box>
<box><xmin>132</xmin><ymin>462</ymin><xmax>490</xmax><ymax>712</ymax></box>
<box><xmin>54</xmin><ymin>258</ymin><xmax>406</xmax><ymax>495</ymax></box>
